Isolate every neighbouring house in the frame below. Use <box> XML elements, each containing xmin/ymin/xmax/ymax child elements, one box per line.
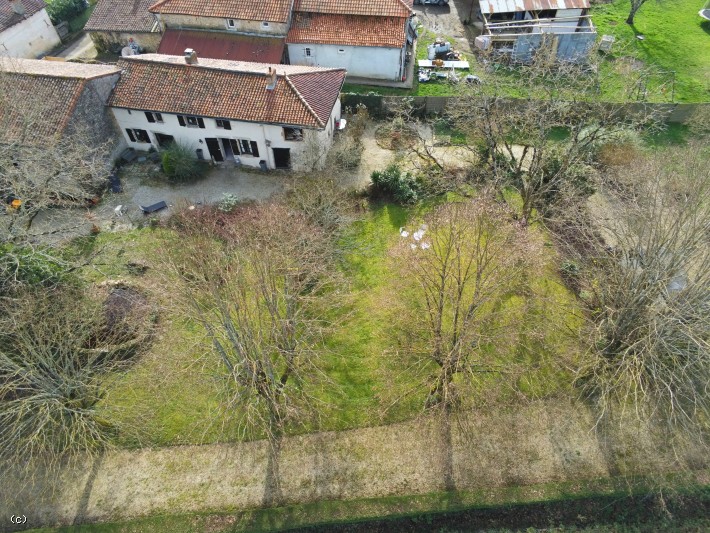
<box><xmin>108</xmin><ymin>53</ymin><xmax>346</xmax><ymax>170</ymax></box>
<box><xmin>0</xmin><ymin>57</ymin><xmax>121</xmax><ymax>146</ymax></box>
<box><xmin>157</xmin><ymin>29</ymin><xmax>284</xmax><ymax>63</ymax></box>
<box><xmin>286</xmin><ymin>0</ymin><xmax>417</xmax><ymax>81</ymax></box>
<box><xmin>0</xmin><ymin>0</ymin><xmax>60</xmax><ymax>58</ymax></box>
<box><xmin>85</xmin><ymin>0</ymin><xmax>162</xmax><ymax>53</ymax></box>
<box><xmin>475</xmin><ymin>0</ymin><xmax>596</xmax><ymax>62</ymax></box>
<box><xmin>148</xmin><ymin>0</ymin><xmax>290</xmax><ymax>61</ymax></box>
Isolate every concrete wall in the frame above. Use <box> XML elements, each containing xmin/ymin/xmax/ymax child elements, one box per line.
<box><xmin>111</xmin><ymin>101</ymin><xmax>340</xmax><ymax>171</ymax></box>
<box><xmin>157</xmin><ymin>13</ymin><xmax>290</xmax><ymax>36</ymax></box>
<box><xmin>89</xmin><ymin>31</ymin><xmax>162</xmax><ymax>53</ymax></box>
<box><xmin>0</xmin><ymin>9</ymin><xmax>61</xmax><ymax>58</ymax></box>
<box><xmin>287</xmin><ymin>43</ymin><xmax>403</xmax><ymax>80</ymax></box>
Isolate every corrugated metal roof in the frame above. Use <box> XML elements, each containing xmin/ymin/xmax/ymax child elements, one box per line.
<box><xmin>158</xmin><ymin>30</ymin><xmax>285</xmax><ymax>63</ymax></box>
<box><xmin>480</xmin><ymin>0</ymin><xmax>589</xmax><ymax>15</ymax></box>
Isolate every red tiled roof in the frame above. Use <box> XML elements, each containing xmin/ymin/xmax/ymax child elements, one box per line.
<box><xmin>0</xmin><ymin>58</ymin><xmax>120</xmax><ymax>143</ymax></box>
<box><xmin>294</xmin><ymin>0</ymin><xmax>412</xmax><ymax>17</ymax></box>
<box><xmin>148</xmin><ymin>0</ymin><xmax>293</xmax><ymax>23</ymax></box>
<box><xmin>108</xmin><ymin>55</ymin><xmax>345</xmax><ymax>128</ymax></box>
<box><xmin>85</xmin><ymin>0</ymin><xmax>157</xmax><ymax>32</ymax></box>
<box><xmin>287</xmin><ymin>13</ymin><xmax>406</xmax><ymax>48</ymax></box>
<box><xmin>0</xmin><ymin>0</ymin><xmax>46</xmax><ymax>32</ymax></box>
<box><xmin>158</xmin><ymin>29</ymin><xmax>284</xmax><ymax>63</ymax></box>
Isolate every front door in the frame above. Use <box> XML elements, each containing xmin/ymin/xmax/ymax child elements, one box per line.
<box><xmin>205</xmin><ymin>138</ymin><xmax>224</xmax><ymax>162</ymax></box>
<box><xmin>272</xmin><ymin>148</ymin><xmax>291</xmax><ymax>169</ymax></box>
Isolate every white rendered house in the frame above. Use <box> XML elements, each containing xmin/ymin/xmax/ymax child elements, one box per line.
<box><xmin>286</xmin><ymin>0</ymin><xmax>417</xmax><ymax>82</ymax></box>
<box><xmin>0</xmin><ymin>0</ymin><xmax>60</xmax><ymax>58</ymax></box>
<box><xmin>108</xmin><ymin>53</ymin><xmax>345</xmax><ymax>171</ymax></box>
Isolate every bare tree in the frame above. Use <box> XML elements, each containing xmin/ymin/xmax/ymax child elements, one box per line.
<box><xmin>0</xmin><ymin>65</ymin><xmax>113</xmax><ymax>241</ymax></box>
<box><xmin>393</xmin><ymin>195</ymin><xmax>543</xmax><ymax>410</ymax></box>
<box><xmin>0</xmin><ymin>287</ymin><xmax>148</xmax><ymax>472</ymax></box>
<box><xmin>568</xmin><ymin>147</ymin><xmax>710</xmax><ymax>444</ymax></box>
<box><xmin>165</xmin><ymin>202</ymin><xmax>339</xmax><ymax>441</ymax></box>
<box><xmin>447</xmin><ymin>54</ymin><xmax>664</xmax><ymax>226</ymax></box>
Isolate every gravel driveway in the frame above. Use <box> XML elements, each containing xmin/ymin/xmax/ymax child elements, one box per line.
<box><xmin>413</xmin><ymin>0</ymin><xmax>482</xmax><ymax>54</ymax></box>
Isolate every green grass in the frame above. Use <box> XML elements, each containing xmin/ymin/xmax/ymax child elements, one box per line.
<box><xmin>593</xmin><ymin>0</ymin><xmax>710</xmax><ymax>103</ymax></box>
<box><xmin>28</xmin><ymin>477</ymin><xmax>710</xmax><ymax>533</ymax></box>
<box><xmin>75</xmin><ymin>197</ymin><xmax>583</xmax><ymax>447</ymax></box>
<box><xmin>68</xmin><ymin>3</ymin><xmax>95</xmax><ymax>33</ymax></box>
<box><xmin>344</xmin><ymin>0</ymin><xmax>709</xmax><ymax>102</ymax></box>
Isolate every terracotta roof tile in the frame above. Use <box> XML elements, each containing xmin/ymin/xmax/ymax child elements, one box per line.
<box><xmin>85</xmin><ymin>0</ymin><xmax>157</xmax><ymax>32</ymax></box>
<box><xmin>294</xmin><ymin>0</ymin><xmax>412</xmax><ymax>17</ymax></box>
<box><xmin>0</xmin><ymin>0</ymin><xmax>46</xmax><ymax>32</ymax></box>
<box><xmin>108</xmin><ymin>54</ymin><xmax>345</xmax><ymax>128</ymax></box>
<box><xmin>287</xmin><ymin>13</ymin><xmax>406</xmax><ymax>48</ymax></box>
<box><xmin>148</xmin><ymin>0</ymin><xmax>293</xmax><ymax>23</ymax></box>
<box><xmin>158</xmin><ymin>29</ymin><xmax>284</xmax><ymax>63</ymax></box>
<box><xmin>0</xmin><ymin>58</ymin><xmax>120</xmax><ymax>143</ymax></box>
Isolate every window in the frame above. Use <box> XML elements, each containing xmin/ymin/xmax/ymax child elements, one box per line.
<box><xmin>216</xmin><ymin>119</ymin><xmax>231</xmax><ymax>130</ymax></box>
<box><xmin>262</xmin><ymin>21</ymin><xmax>269</xmax><ymax>28</ymax></box>
<box><xmin>226</xmin><ymin>18</ymin><xmax>236</xmax><ymax>29</ymax></box>
<box><xmin>283</xmin><ymin>127</ymin><xmax>303</xmax><ymax>141</ymax></box>
<box><xmin>145</xmin><ymin>111</ymin><xmax>163</xmax><ymax>123</ymax></box>
<box><xmin>126</xmin><ymin>128</ymin><xmax>150</xmax><ymax>143</ymax></box>
<box><xmin>237</xmin><ymin>139</ymin><xmax>259</xmax><ymax>157</ymax></box>
<box><xmin>177</xmin><ymin>115</ymin><xmax>205</xmax><ymax>128</ymax></box>
<box><xmin>337</xmin><ymin>48</ymin><xmax>345</xmax><ymax>54</ymax></box>
<box><xmin>304</xmin><ymin>47</ymin><xmax>311</xmax><ymax>57</ymax></box>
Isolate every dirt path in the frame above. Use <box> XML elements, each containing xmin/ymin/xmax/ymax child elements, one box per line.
<box><xmin>2</xmin><ymin>401</ymin><xmax>702</xmax><ymax>531</ymax></box>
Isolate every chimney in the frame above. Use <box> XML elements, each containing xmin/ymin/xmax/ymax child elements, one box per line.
<box><xmin>9</xmin><ymin>0</ymin><xmax>25</xmax><ymax>15</ymax></box>
<box><xmin>184</xmin><ymin>48</ymin><xmax>197</xmax><ymax>64</ymax></box>
<box><xmin>266</xmin><ymin>66</ymin><xmax>277</xmax><ymax>90</ymax></box>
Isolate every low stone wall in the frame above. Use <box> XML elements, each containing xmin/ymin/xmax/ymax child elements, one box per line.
<box><xmin>341</xmin><ymin>93</ymin><xmax>708</xmax><ymax>124</ymax></box>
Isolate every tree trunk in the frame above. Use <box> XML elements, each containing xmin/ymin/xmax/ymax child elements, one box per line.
<box><xmin>626</xmin><ymin>0</ymin><xmax>644</xmax><ymax>25</ymax></box>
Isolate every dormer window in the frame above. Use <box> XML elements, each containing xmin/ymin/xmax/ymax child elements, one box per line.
<box><xmin>226</xmin><ymin>19</ymin><xmax>236</xmax><ymax>29</ymax></box>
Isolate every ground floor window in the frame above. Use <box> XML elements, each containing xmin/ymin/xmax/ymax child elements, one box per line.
<box><xmin>238</xmin><ymin>139</ymin><xmax>259</xmax><ymax>157</ymax></box>
<box><xmin>126</xmin><ymin>128</ymin><xmax>150</xmax><ymax>143</ymax></box>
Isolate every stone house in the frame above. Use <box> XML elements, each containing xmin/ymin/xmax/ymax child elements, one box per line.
<box><xmin>85</xmin><ymin>0</ymin><xmax>162</xmax><ymax>53</ymax></box>
<box><xmin>108</xmin><ymin>53</ymin><xmax>345</xmax><ymax>170</ymax></box>
<box><xmin>0</xmin><ymin>57</ymin><xmax>121</xmax><ymax>146</ymax></box>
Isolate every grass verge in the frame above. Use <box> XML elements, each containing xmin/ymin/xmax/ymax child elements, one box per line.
<box><xmin>27</xmin><ymin>475</ymin><xmax>710</xmax><ymax>532</ymax></box>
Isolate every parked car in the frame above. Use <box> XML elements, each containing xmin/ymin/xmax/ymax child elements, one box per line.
<box><xmin>414</xmin><ymin>0</ymin><xmax>449</xmax><ymax>5</ymax></box>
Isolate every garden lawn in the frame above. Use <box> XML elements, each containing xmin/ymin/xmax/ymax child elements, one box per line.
<box><xmin>592</xmin><ymin>0</ymin><xmax>710</xmax><ymax>103</ymax></box>
<box><xmin>79</xmin><ymin>199</ymin><xmax>583</xmax><ymax>447</ymax></box>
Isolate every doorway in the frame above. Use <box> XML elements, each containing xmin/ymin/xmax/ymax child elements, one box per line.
<box><xmin>205</xmin><ymin>138</ymin><xmax>224</xmax><ymax>162</ymax></box>
<box><xmin>272</xmin><ymin>148</ymin><xmax>291</xmax><ymax>169</ymax></box>
<box><xmin>220</xmin><ymin>138</ymin><xmax>240</xmax><ymax>161</ymax></box>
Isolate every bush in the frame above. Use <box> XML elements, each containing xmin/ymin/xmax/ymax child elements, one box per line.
<box><xmin>0</xmin><ymin>244</ymin><xmax>70</xmax><ymax>296</ymax></box>
<box><xmin>586</xmin><ymin>128</ymin><xmax>643</xmax><ymax>168</ymax></box>
<box><xmin>371</xmin><ymin>164</ymin><xmax>419</xmax><ymax>204</ymax></box>
<box><xmin>218</xmin><ymin>193</ymin><xmax>240</xmax><ymax>212</ymax></box>
<box><xmin>45</xmin><ymin>0</ymin><xmax>86</xmax><ymax>24</ymax></box>
<box><xmin>161</xmin><ymin>142</ymin><xmax>207</xmax><ymax>183</ymax></box>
